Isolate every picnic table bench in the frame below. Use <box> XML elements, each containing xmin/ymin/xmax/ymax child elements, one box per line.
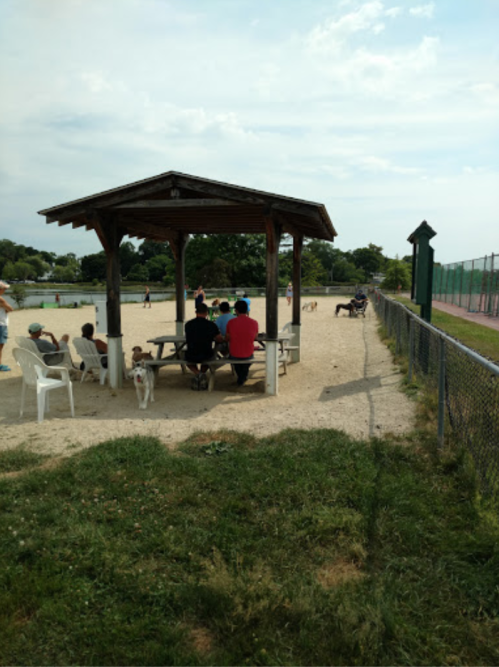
<box><xmin>146</xmin><ymin>331</ymin><xmax>296</xmax><ymax>391</ymax></box>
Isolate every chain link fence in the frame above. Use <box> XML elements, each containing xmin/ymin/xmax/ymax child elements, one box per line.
<box><xmin>433</xmin><ymin>253</ymin><xmax>499</xmax><ymax>316</ymax></box>
<box><xmin>374</xmin><ymin>291</ymin><xmax>499</xmax><ymax>502</ymax></box>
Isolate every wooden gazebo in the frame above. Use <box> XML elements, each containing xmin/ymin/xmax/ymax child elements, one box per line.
<box><xmin>38</xmin><ymin>171</ymin><xmax>337</xmax><ymax>394</ymax></box>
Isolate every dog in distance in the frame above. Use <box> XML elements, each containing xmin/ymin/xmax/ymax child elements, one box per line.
<box><xmin>302</xmin><ymin>301</ymin><xmax>318</xmax><ymax>312</ymax></box>
<box><xmin>132</xmin><ymin>346</ymin><xmax>154</xmax><ymax>363</ymax></box>
<box><xmin>128</xmin><ymin>360</ymin><xmax>155</xmax><ymax>409</ymax></box>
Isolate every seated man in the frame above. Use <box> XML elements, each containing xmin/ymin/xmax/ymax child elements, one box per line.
<box><xmin>28</xmin><ymin>322</ymin><xmax>70</xmax><ymax>366</ymax></box>
<box><xmin>80</xmin><ymin>322</ymin><xmax>108</xmax><ymax>369</ymax></box>
<box><xmin>351</xmin><ymin>288</ymin><xmax>369</xmax><ymax>311</ymax></box>
<box><xmin>225</xmin><ymin>300</ymin><xmax>259</xmax><ymax>387</ymax></box>
<box><xmin>185</xmin><ymin>302</ymin><xmax>223</xmax><ymax>390</ymax></box>
<box><xmin>215</xmin><ymin>301</ymin><xmax>235</xmax><ymax>355</ymax></box>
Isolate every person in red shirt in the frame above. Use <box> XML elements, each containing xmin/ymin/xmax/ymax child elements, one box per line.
<box><xmin>225</xmin><ymin>300</ymin><xmax>259</xmax><ymax>386</ymax></box>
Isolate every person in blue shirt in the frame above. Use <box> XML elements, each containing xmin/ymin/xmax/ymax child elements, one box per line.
<box><xmin>352</xmin><ymin>288</ymin><xmax>368</xmax><ymax>311</ymax></box>
<box><xmin>242</xmin><ymin>293</ymin><xmax>251</xmax><ymax>313</ymax></box>
<box><xmin>215</xmin><ymin>301</ymin><xmax>236</xmax><ymax>336</ymax></box>
<box><xmin>215</xmin><ymin>301</ymin><xmax>235</xmax><ymax>356</ymax></box>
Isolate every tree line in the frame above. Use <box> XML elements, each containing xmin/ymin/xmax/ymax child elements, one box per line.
<box><xmin>0</xmin><ymin>236</ymin><xmax>412</xmax><ymax>290</ymax></box>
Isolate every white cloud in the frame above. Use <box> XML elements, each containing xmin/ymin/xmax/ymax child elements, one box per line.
<box><xmin>354</xmin><ymin>155</ymin><xmax>422</xmax><ymax>175</ymax></box>
<box><xmin>409</xmin><ymin>3</ymin><xmax>435</xmax><ymax>19</ymax></box>
<box><xmin>305</xmin><ymin>1</ymin><xmax>387</xmax><ymax>54</ymax></box>
<box><xmin>385</xmin><ymin>7</ymin><xmax>402</xmax><ymax>17</ymax></box>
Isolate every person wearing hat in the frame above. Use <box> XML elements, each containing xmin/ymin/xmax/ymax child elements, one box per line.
<box><xmin>0</xmin><ymin>281</ymin><xmax>13</xmax><ymax>372</ymax></box>
<box><xmin>28</xmin><ymin>323</ymin><xmax>70</xmax><ymax>366</ymax></box>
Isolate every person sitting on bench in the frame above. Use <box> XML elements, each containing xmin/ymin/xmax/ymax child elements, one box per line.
<box><xmin>185</xmin><ymin>302</ymin><xmax>223</xmax><ymax>391</ymax></box>
<box><xmin>225</xmin><ymin>300</ymin><xmax>259</xmax><ymax>387</ymax></box>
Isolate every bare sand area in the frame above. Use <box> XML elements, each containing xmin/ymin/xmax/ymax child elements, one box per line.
<box><xmin>0</xmin><ymin>297</ymin><xmax>415</xmax><ymax>456</ymax></box>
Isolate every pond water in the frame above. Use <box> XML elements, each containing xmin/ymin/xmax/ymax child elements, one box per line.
<box><xmin>5</xmin><ymin>290</ymin><xmax>172</xmax><ymax>309</ymax></box>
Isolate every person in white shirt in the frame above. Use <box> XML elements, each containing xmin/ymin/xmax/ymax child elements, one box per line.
<box><xmin>0</xmin><ymin>281</ymin><xmax>13</xmax><ymax>372</ymax></box>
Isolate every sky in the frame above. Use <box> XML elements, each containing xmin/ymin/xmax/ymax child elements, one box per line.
<box><xmin>0</xmin><ymin>0</ymin><xmax>498</xmax><ymax>265</ymax></box>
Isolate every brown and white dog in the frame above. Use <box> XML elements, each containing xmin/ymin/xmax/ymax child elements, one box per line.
<box><xmin>132</xmin><ymin>346</ymin><xmax>154</xmax><ymax>363</ymax></box>
<box><xmin>211</xmin><ymin>298</ymin><xmax>221</xmax><ymax>307</ymax></box>
<box><xmin>302</xmin><ymin>301</ymin><xmax>318</xmax><ymax>312</ymax></box>
<box><xmin>128</xmin><ymin>360</ymin><xmax>155</xmax><ymax>410</ymax></box>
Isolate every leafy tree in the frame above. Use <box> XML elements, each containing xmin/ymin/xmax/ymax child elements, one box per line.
<box><xmin>80</xmin><ymin>252</ymin><xmax>107</xmax><ymax>282</ymax></box>
<box><xmin>13</xmin><ymin>261</ymin><xmax>33</xmax><ymax>281</ymax></box>
<box><xmin>51</xmin><ymin>264</ymin><xmax>78</xmax><ymax>282</ymax></box>
<box><xmin>26</xmin><ymin>255</ymin><xmax>50</xmax><ymax>280</ymax></box>
<box><xmin>39</xmin><ymin>250</ymin><xmax>57</xmax><ymax>265</ymax></box>
<box><xmin>301</xmin><ymin>252</ymin><xmax>328</xmax><ymax>286</ymax></box>
<box><xmin>350</xmin><ymin>244</ymin><xmax>385</xmax><ymax>282</ymax></box>
<box><xmin>120</xmin><ymin>242</ymin><xmax>139</xmax><ymax>277</ymax></box>
<box><xmin>382</xmin><ymin>258</ymin><xmax>412</xmax><ymax>291</ymax></box>
<box><xmin>186</xmin><ymin>235</ymin><xmax>265</xmax><ymax>288</ymax></box>
<box><xmin>196</xmin><ymin>258</ymin><xmax>233</xmax><ymax>288</ymax></box>
<box><xmin>0</xmin><ymin>240</ymin><xmax>18</xmax><ymax>273</ymax></box>
<box><xmin>127</xmin><ymin>263</ymin><xmax>149</xmax><ymax>282</ymax></box>
<box><xmin>10</xmin><ymin>284</ymin><xmax>27</xmax><ymax>308</ymax></box>
<box><xmin>138</xmin><ymin>240</ymin><xmax>173</xmax><ymax>263</ymax></box>
<box><xmin>2</xmin><ymin>261</ymin><xmax>16</xmax><ymax>282</ymax></box>
<box><xmin>144</xmin><ymin>255</ymin><xmax>172</xmax><ymax>282</ymax></box>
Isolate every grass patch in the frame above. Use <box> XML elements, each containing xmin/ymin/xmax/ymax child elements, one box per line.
<box><xmin>395</xmin><ymin>296</ymin><xmax>499</xmax><ymax>361</ymax></box>
<box><xmin>0</xmin><ymin>432</ymin><xmax>498</xmax><ymax>665</ymax></box>
<box><xmin>0</xmin><ymin>447</ymin><xmax>49</xmax><ymax>474</ymax></box>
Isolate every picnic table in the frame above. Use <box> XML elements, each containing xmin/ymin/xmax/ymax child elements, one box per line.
<box><xmin>145</xmin><ymin>330</ymin><xmax>296</xmax><ymax>387</ymax></box>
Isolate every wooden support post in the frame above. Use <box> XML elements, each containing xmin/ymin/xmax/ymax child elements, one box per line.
<box><xmin>93</xmin><ymin>211</ymin><xmax>125</xmax><ymax>389</ymax></box>
<box><xmin>265</xmin><ymin>214</ymin><xmax>282</xmax><ymax>395</ymax></box>
<box><xmin>291</xmin><ymin>235</ymin><xmax>303</xmax><ymax>363</ymax></box>
<box><xmin>169</xmin><ymin>232</ymin><xmax>189</xmax><ymax>336</ymax></box>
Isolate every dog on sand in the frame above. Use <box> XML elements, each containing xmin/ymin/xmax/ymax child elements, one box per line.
<box><xmin>129</xmin><ymin>361</ymin><xmax>155</xmax><ymax>409</ymax></box>
<box><xmin>335</xmin><ymin>302</ymin><xmax>355</xmax><ymax>317</ymax></box>
<box><xmin>132</xmin><ymin>346</ymin><xmax>154</xmax><ymax>363</ymax></box>
<box><xmin>302</xmin><ymin>301</ymin><xmax>318</xmax><ymax>312</ymax></box>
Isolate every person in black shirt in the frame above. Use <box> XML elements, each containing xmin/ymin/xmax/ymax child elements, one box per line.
<box><xmin>185</xmin><ymin>303</ymin><xmax>223</xmax><ymax>390</ymax></box>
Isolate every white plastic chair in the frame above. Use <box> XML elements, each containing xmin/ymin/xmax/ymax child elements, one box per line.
<box><xmin>15</xmin><ymin>336</ymin><xmax>73</xmax><ymax>371</ymax></box>
<box><xmin>12</xmin><ymin>348</ymin><xmax>75</xmax><ymax>423</ymax></box>
<box><xmin>73</xmin><ymin>337</ymin><xmax>108</xmax><ymax>384</ymax></box>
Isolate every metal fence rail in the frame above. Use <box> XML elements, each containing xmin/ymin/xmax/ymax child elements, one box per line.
<box><xmin>374</xmin><ymin>291</ymin><xmax>499</xmax><ymax>500</ymax></box>
<box><xmin>433</xmin><ymin>253</ymin><xmax>499</xmax><ymax>316</ymax></box>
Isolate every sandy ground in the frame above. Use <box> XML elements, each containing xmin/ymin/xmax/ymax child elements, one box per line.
<box><xmin>0</xmin><ymin>297</ymin><xmax>415</xmax><ymax>456</ymax></box>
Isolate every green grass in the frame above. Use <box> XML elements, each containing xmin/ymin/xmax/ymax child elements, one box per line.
<box><xmin>1</xmin><ymin>431</ymin><xmax>498</xmax><ymax>666</ymax></box>
<box><xmin>395</xmin><ymin>296</ymin><xmax>499</xmax><ymax>361</ymax></box>
<box><xmin>0</xmin><ymin>447</ymin><xmax>49</xmax><ymax>474</ymax></box>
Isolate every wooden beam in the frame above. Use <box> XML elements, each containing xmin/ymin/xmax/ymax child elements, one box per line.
<box><xmin>111</xmin><ymin>199</ymin><xmax>240</xmax><ymax>209</ymax></box>
<box><xmin>169</xmin><ymin>232</ymin><xmax>189</xmax><ymax>329</ymax></box>
<box><xmin>42</xmin><ymin>176</ymin><xmax>175</xmax><ymax>222</ymax></box>
<box><xmin>265</xmin><ymin>215</ymin><xmax>282</xmax><ymax>339</ymax></box>
<box><xmin>118</xmin><ymin>219</ymin><xmax>175</xmax><ymax>242</ymax></box>
<box><xmin>292</xmin><ymin>236</ymin><xmax>303</xmax><ymax>326</ymax></box>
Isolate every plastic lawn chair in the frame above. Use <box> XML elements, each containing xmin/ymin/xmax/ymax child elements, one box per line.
<box><xmin>12</xmin><ymin>347</ymin><xmax>75</xmax><ymax>423</ymax></box>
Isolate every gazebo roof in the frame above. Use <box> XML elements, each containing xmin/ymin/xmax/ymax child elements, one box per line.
<box><xmin>38</xmin><ymin>171</ymin><xmax>337</xmax><ymax>243</ymax></box>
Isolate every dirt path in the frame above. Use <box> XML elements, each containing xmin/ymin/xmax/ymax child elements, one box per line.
<box><xmin>0</xmin><ymin>297</ymin><xmax>415</xmax><ymax>456</ymax></box>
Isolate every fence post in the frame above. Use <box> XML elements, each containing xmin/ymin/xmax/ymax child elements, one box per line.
<box><xmin>408</xmin><ymin>318</ymin><xmax>414</xmax><ymax>382</ymax></box>
<box><xmin>438</xmin><ymin>336</ymin><xmax>446</xmax><ymax>449</ymax></box>
<box><xmin>459</xmin><ymin>260</ymin><xmax>464</xmax><ymax>308</ymax></box>
<box><xmin>468</xmin><ymin>259</ymin><xmax>475</xmax><ymax>311</ymax></box>
<box><xmin>486</xmin><ymin>254</ymin><xmax>494</xmax><ymax>315</ymax></box>
<box><xmin>395</xmin><ymin>310</ymin><xmax>400</xmax><ymax>355</ymax></box>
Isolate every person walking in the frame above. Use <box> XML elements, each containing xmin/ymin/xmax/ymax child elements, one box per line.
<box><xmin>143</xmin><ymin>285</ymin><xmax>151</xmax><ymax>308</ymax></box>
<box><xmin>286</xmin><ymin>282</ymin><xmax>293</xmax><ymax>306</ymax></box>
<box><xmin>0</xmin><ymin>281</ymin><xmax>13</xmax><ymax>372</ymax></box>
